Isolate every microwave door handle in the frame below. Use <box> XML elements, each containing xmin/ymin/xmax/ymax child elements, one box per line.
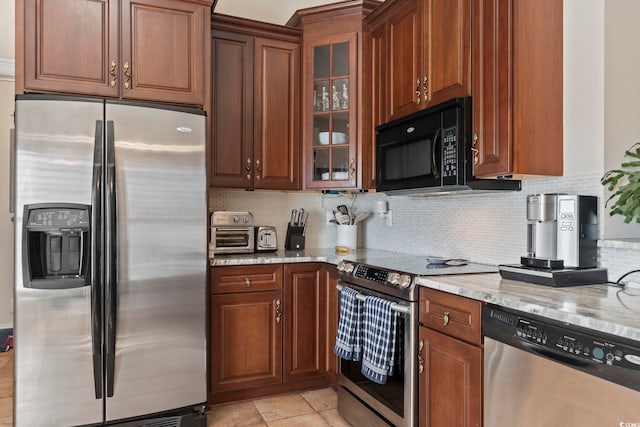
<box><xmin>431</xmin><ymin>128</ymin><xmax>441</xmax><ymax>179</ymax></box>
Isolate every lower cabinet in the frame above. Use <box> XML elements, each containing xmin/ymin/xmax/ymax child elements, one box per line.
<box><xmin>418</xmin><ymin>287</ymin><xmax>482</xmax><ymax>427</ymax></box>
<box><xmin>209</xmin><ymin>263</ymin><xmax>330</xmax><ymax>404</ymax></box>
<box><xmin>323</xmin><ymin>265</ymin><xmax>340</xmax><ymax>386</ymax></box>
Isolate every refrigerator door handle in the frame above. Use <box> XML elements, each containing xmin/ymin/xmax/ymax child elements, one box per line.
<box><xmin>91</xmin><ymin>120</ymin><xmax>104</xmax><ymax>399</ymax></box>
<box><xmin>105</xmin><ymin>120</ymin><xmax>118</xmax><ymax>398</ymax></box>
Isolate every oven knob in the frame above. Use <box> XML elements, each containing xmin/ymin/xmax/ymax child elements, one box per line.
<box><xmin>387</xmin><ymin>272</ymin><xmax>400</xmax><ymax>285</ymax></box>
<box><xmin>398</xmin><ymin>274</ymin><xmax>412</xmax><ymax>288</ymax></box>
<box><xmin>337</xmin><ymin>261</ymin><xmax>345</xmax><ymax>272</ymax></box>
<box><xmin>343</xmin><ymin>263</ymin><xmax>355</xmax><ymax>274</ymax></box>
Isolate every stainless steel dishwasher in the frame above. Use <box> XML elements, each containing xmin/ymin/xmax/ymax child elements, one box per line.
<box><xmin>483</xmin><ymin>305</ymin><xmax>640</xmax><ymax>427</ymax></box>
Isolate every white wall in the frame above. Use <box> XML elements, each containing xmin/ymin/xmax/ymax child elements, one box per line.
<box><xmin>0</xmin><ymin>0</ymin><xmax>14</xmax><ymax>59</ymax></box>
<box><xmin>603</xmin><ymin>0</ymin><xmax>640</xmax><ymax>239</ymax></box>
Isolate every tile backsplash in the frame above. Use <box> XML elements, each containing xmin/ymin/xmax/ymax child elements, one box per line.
<box><xmin>209</xmin><ymin>172</ymin><xmax>640</xmax><ymax>281</ymax></box>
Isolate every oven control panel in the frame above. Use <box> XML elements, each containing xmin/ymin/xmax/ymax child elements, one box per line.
<box><xmin>354</xmin><ymin>265</ymin><xmax>389</xmax><ymax>283</ymax></box>
<box><xmin>516</xmin><ymin>318</ymin><xmax>640</xmax><ymax>369</ymax></box>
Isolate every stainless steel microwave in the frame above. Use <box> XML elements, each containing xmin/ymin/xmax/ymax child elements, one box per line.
<box><xmin>375</xmin><ymin>97</ymin><xmax>520</xmax><ymax>195</ymax></box>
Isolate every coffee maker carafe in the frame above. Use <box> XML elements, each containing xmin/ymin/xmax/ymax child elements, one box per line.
<box><xmin>522</xmin><ymin>194</ymin><xmax>598</xmax><ymax>269</ymax></box>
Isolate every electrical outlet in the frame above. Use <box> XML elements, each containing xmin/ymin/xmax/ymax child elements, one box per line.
<box><xmin>386</xmin><ymin>210</ymin><xmax>393</xmax><ymax>227</ymax></box>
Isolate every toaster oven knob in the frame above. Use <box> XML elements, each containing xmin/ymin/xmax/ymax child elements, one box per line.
<box><xmin>387</xmin><ymin>272</ymin><xmax>400</xmax><ymax>285</ymax></box>
<box><xmin>398</xmin><ymin>275</ymin><xmax>412</xmax><ymax>288</ymax></box>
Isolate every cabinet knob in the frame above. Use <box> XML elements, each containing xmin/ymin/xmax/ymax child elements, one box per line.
<box><xmin>415</xmin><ymin>78</ymin><xmax>421</xmax><ymax>105</ymax></box>
<box><xmin>244</xmin><ymin>277</ymin><xmax>251</xmax><ymax>287</ymax></box>
<box><xmin>349</xmin><ymin>158</ymin><xmax>356</xmax><ymax>178</ymax></box>
<box><xmin>472</xmin><ymin>133</ymin><xmax>479</xmax><ymax>165</ymax></box>
<box><xmin>443</xmin><ymin>311</ymin><xmax>450</xmax><ymax>326</ymax></box>
<box><xmin>246</xmin><ymin>158</ymin><xmax>252</xmax><ymax>172</ymax></box>
<box><xmin>418</xmin><ymin>339</ymin><xmax>424</xmax><ymax>374</ymax></box>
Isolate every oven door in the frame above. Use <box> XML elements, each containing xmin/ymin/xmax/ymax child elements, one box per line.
<box><xmin>336</xmin><ymin>282</ymin><xmax>417</xmax><ymax>427</ymax></box>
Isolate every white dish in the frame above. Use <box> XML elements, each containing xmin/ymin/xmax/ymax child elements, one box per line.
<box><xmin>332</xmin><ymin>171</ymin><xmax>349</xmax><ymax>180</ymax></box>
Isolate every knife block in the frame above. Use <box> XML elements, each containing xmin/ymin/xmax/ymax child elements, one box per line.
<box><xmin>285</xmin><ymin>225</ymin><xmax>305</xmax><ymax>250</ymax></box>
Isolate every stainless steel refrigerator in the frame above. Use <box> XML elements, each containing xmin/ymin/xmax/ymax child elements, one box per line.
<box><xmin>13</xmin><ymin>95</ymin><xmax>207</xmax><ymax>426</ymax></box>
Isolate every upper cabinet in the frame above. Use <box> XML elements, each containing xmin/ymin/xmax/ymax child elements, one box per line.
<box><xmin>210</xmin><ymin>15</ymin><xmax>301</xmax><ymax>190</ymax></box>
<box><xmin>20</xmin><ymin>0</ymin><xmax>211</xmax><ymax>106</ymax></box>
<box><xmin>367</xmin><ymin>0</ymin><xmax>471</xmax><ymax>123</ymax></box>
<box><xmin>472</xmin><ymin>0</ymin><xmax>563</xmax><ymax>178</ymax></box>
<box><xmin>289</xmin><ymin>0</ymin><xmax>381</xmax><ymax>191</ymax></box>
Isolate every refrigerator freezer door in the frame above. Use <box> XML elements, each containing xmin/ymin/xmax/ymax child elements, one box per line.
<box><xmin>14</xmin><ymin>96</ymin><xmax>104</xmax><ymax>427</ymax></box>
<box><xmin>104</xmin><ymin>102</ymin><xmax>207</xmax><ymax>421</ymax></box>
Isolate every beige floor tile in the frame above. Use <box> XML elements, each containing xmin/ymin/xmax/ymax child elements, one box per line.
<box><xmin>254</xmin><ymin>394</ymin><xmax>315</xmax><ymax>422</ymax></box>
<box><xmin>0</xmin><ymin>397</ymin><xmax>13</xmax><ymax>419</ymax></box>
<box><xmin>208</xmin><ymin>401</ymin><xmax>263</xmax><ymax>427</ymax></box>
<box><xmin>301</xmin><ymin>388</ymin><xmax>337</xmax><ymax>412</ymax></box>
<box><xmin>318</xmin><ymin>409</ymin><xmax>352</xmax><ymax>427</ymax></box>
<box><xmin>266</xmin><ymin>413</ymin><xmax>329</xmax><ymax>427</ymax></box>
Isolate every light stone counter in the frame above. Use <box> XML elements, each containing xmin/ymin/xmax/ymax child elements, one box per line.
<box><xmin>210</xmin><ymin>249</ymin><xmax>640</xmax><ymax>343</ymax></box>
<box><xmin>415</xmin><ymin>274</ymin><xmax>640</xmax><ymax>343</ymax></box>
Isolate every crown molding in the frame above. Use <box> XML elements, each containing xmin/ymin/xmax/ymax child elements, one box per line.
<box><xmin>0</xmin><ymin>58</ymin><xmax>15</xmax><ymax>82</ymax></box>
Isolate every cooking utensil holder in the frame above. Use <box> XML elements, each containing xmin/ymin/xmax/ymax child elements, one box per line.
<box><xmin>285</xmin><ymin>225</ymin><xmax>305</xmax><ymax>250</ymax></box>
<box><xmin>336</xmin><ymin>224</ymin><xmax>357</xmax><ymax>250</ymax></box>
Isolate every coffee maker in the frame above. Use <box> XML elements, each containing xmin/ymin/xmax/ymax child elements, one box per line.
<box><xmin>499</xmin><ymin>194</ymin><xmax>608</xmax><ymax>286</ymax></box>
<box><xmin>523</xmin><ymin>194</ymin><xmax>597</xmax><ymax>268</ymax></box>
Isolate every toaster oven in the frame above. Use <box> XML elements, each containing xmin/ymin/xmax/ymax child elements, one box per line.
<box><xmin>210</xmin><ymin>211</ymin><xmax>255</xmax><ymax>255</ymax></box>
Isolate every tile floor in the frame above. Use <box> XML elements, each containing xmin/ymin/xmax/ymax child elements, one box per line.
<box><xmin>0</xmin><ymin>350</ymin><xmax>13</xmax><ymax>426</ymax></box>
<box><xmin>0</xmin><ymin>350</ymin><xmax>350</xmax><ymax>427</ymax></box>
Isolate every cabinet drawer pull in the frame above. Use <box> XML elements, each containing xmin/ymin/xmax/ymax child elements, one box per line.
<box><xmin>275</xmin><ymin>298</ymin><xmax>281</xmax><ymax>323</ymax></box>
<box><xmin>255</xmin><ymin>159</ymin><xmax>261</xmax><ymax>180</ymax></box>
<box><xmin>423</xmin><ymin>75</ymin><xmax>428</xmax><ymax>102</ymax></box>
<box><xmin>109</xmin><ymin>59</ymin><xmax>117</xmax><ymax>87</ymax></box>
<box><xmin>124</xmin><ymin>62</ymin><xmax>131</xmax><ymax>89</ymax></box>
<box><xmin>349</xmin><ymin>158</ymin><xmax>356</xmax><ymax>178</ymax></box>
<box><xmin>246</xmin><ymin>158</ymin><xmax>252</xmax><ymax>172</ymax></box>
<box><xmin>244</xmin><ymin>277</ymin><xmax>251</xmax><ymax>287</ymax></box>
<box><xmin>415</xmin><ymin>78</ymin><xmax>421</xmax><ymax>104</ymax></box>
<box><xmin>418</xmin><ymin>339</ymin><xmax>424</xmax><ymax>374</ymax></box>
<box><xmin>443</xmin><ymin>311</ymin><xmax>450</xmax><ymax>326</ymax></box>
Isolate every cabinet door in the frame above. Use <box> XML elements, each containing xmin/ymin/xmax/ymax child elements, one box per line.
<box><xmin>387</xmin><ymin>0</ymin><xmax>422</xmax><ymax>121</ymax></box>
<box><xmin>323</xmin><ymin>265</ymin><xmax>339</xmax><ymax>385</ymax></box>
<box><xmin>418</xmin><ymin>327</ymin><xmax>482</xmax><ymax>427</ymax></box>
<box><xmin>364</xmin><ymin>18</ymin><xmax>387</xmax><ymax>190</ymax></box>
<box><xmin>424</xmin><ymin>0</ymin><xmax>471</xmax><ymax>107</ymax></box>
<box><xmin>23</xmin><ymin>0</ymin><xmax>119</xmax><ymax>97</ymax></box>
<box><xmin>283</xmin><ymin>263</ymin><xmax>326</xmax><ymax>381</ymax></box>
<box><xmin>254</xmin><ymin>38</ymin><xmax>301</xmax><ymax>190</ymax></box>
<box><xmin>210</xmin><ymin>291</ymin><xmax>283</xmax><ymax>393</ymax></box>
<box><xmin>121</xmin><ymin>0</ymin><xmax>205</xmax><ymax>105</ymax></box>
<box><xmin>210</xmin><ymin>31</ymin><xmax>255</xmax><ymax>188</ymax></box>
<box><xmin>471</xmin><ymin>0</ymin><xmax>513</xmax><ymax>177</ymax></box>
<box><xmin>304</xmin><ymin>34</ymin><xmax>358</xmax><ymax>189</ymax></box>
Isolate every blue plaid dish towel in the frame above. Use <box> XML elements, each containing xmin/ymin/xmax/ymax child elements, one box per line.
<box><xmin>361</xmin><ymin>295</ymin><xmax>398</xmax><ymax>384</ymax></box>
<box><xmin>334</xmin><ymin>287</ymin><xmax>363</xmax><ymax>361</ymax></box>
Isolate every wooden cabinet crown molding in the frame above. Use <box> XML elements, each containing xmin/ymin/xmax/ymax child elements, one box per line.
<box><xmin>213</xmin><ymin>13</ymin><xmax>302</xmax><ymax>43</ymax></box>
<box><xmin>286</xmin><ymin>0</ymin><xmax>382</xmax><ymax>28</ymax></box>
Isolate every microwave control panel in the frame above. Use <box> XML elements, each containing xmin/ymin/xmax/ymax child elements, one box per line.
<box><xmin>442</xmin><ymin>126</ymin><xmax>457</xmax><ymax>178</ymax></box>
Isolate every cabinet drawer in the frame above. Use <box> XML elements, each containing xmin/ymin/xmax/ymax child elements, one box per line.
<box><xmin>211</xmin><ymin>265</ymin><xmax>282</xmax><ymax>293</ymax></box>
<box><xmin>419</xmin><ymin>287</ymin><xmax>482</xmax><ymax>345</ymax></box>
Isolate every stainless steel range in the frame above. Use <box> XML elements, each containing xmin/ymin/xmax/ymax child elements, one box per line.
<box><xmin>335</xmin><ymin>258</ymin><xmax>499</xmax><ymax>427</ymax></box>
<box><xmin>335</xmin><ymin>260</ymin><xmax>418</xmax><ymax>427</ymax></box>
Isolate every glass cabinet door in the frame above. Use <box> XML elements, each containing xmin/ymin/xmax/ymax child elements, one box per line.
<box><xmin>307</xmin><ymin>34</ymin><xmax>357</xmax><ymax>188</ymax></box>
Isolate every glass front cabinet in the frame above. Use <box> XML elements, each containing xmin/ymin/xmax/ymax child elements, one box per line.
<box><xmin>305</xmin><ymin>34</ymin><xmax>358</xmax><ymax>189</ymax></box>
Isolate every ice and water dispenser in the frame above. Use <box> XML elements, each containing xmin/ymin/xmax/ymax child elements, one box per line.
<box><xmin>22</xmin><ymin>203</ymin><xmax>90</xmax><ymax>289</ymax></box>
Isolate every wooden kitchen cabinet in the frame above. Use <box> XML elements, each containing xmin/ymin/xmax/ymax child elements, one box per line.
<box><xmin>367</xmin><ymin>0</ymin><xmax>471</xmax><ymax>122</ymax></box>
<box><xmin>472</xmin><ymin>0</ymin><xmax>562</xmax><ymax>178</ymax></box>
<box><xmin>209</xmin><ymin>263</ymin><xmax>330</xmax><ymax>404</ymax></box>
<box><xmin>418</xmin><ymin>287</ymin><xmax>482</xmax><ymax>427</ymax></box>
<box><xmin>210</xmin><ymin>15</ymin><xmax>301</xmax><ymax>190</ymax></box>
<box><xmin>323</xmin><ymin>264</ymin><xmax>340</xmax><ymax>386</ymax></box>
<box><xmin>21</xmin><ymin>0</ymin><xmax>210</xmax><ymax>105</ymax></box>
<box><xmin>284</xmin><ymin>263</ymin><xmax>326</xmax><ymax>381</ymax></box>
<box><xmin>289</xmin><ymin>1</ymin><xmax>380</xmax><ymax>190</ymax></box>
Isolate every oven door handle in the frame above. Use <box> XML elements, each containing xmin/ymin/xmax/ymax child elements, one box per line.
<box><xmin>336</xmin><ymin>284</ymin><xmax>412</xmax><ymax>315</ymax></box>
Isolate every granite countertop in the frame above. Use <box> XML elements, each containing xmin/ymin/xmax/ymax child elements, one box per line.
<box><xmin>210</xmin><ymin>249</ymin><xmax>640</xmax><ymax>343</ymax></box>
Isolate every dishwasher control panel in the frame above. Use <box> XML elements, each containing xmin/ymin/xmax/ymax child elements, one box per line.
<box><xmin>516</xmin><ymin>318</ymin><xmax>640</xmax><ymax>369</ymax></box>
